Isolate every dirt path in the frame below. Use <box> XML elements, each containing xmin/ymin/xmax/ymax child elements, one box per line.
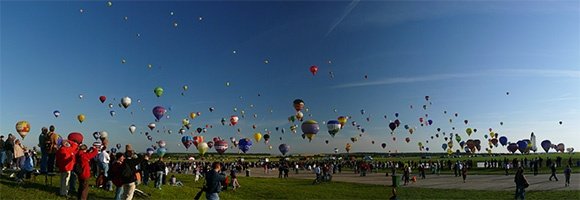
<box><xmin>248</xmin><ymin>168</ymin><xmax>580</xmax><ymax>191</ymax></box>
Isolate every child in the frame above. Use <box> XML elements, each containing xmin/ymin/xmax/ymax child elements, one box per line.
<box><xmin>169</xmin><ymin>175</ymin><xmax>183</xmax><ymax>186</ymax></box>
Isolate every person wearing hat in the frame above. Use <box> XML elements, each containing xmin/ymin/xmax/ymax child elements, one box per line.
<box><xmin>76</xmin><ymin>143</ymin><xmax>100</xmax><ymax>200</ymax></box>
<box><xmin>56</xmin><ymin>139</ymin><xmax>79</xmax><ymax>196</ymax></box>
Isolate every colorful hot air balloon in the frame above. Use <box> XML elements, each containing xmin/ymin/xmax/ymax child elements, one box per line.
<box><xmin>238</xmin><ymin>138</ymin><xmax>253</xmax><ymax>153</ymax></box>
<box><xmin>154</xmin><ymin>87</ymin><xmax>164</xmax><ymax>97</ymax></box>
<box><xmin>337</xmin><ymin>116</ymin><xmax>348</xmax><ymax>128</ymax></box>
<box><xmin>152</xmin><ymin>106</ymin><xmax>166</xmax><ymax>121</ymax></box>
<box><xmin>182</xmin><ymin>136</ymin><xmax>194</xmax><ymax>149</ymax></box>
<box><xmin>15</xmin><ymin>121</ymin><xmax>31</xmax><ymax>139</ymax></box>
<box><xmin>301</xmin><ymin>120</ymin><xmax>320</xmax><ymax>142</ymax></box>
<box><xmin>121</xmin><ymin>97</ymin><xmax>131</xmax><ymax>108</ymax></box>
<box><xmin>327</xmin><ymin>120</ymin><xmax>341</xmax><ymax>137</ymax></box>
<box><xmin>214</xmin><ymin>140</ymin><xmax>228</xmax><ymax>154</ymax></box>
<box><xmin>293</xmin><ymin>99</ymin><xmax>305</xmax><ymax>111</ymax></box>
<box><xmin>99</xmin><ymin>96</ymin><xmax>107</xmax><ymax>103</ymax></box>
<box><xmin>309</xmin><ymin>65</ymin><xmax>318</xmax><ymax>75</ymax></box>
<box><xmin>77</xmin><ymin>114</ymin><xmax>85</xmax><ymax>123</ymax></box>
<box><xmin>230</xmin><ymin>115</ymin><xmax>239</xmax><ymax>126</ymax></box>
<box><xmin>193</xmin><ymin>136</ymin><xmax>203</xmax><ymax>147</ymax></box>
<box><xmin>278</xmin><ymin>144</ymin><xmax>290</xmax><ymax>155</ymax></box>
<box><xmin>345</xmin><ymin>143</ymin><xmax>352</xmax><ymax>153</ymax></box>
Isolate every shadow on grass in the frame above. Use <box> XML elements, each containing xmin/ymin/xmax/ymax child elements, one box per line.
<box><xmin>0</xmin><ymin>173</ymin><xmax>60</xmax><ymax>195</ymax></box>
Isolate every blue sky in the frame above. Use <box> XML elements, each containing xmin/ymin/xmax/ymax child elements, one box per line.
<box><xmin>1</xmin><ymin>1</ymin><xmax>579</xmax><ymax>155</ymax></box>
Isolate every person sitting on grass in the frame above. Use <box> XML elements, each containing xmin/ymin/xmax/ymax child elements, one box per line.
<box><xmin>169</xmin><ymin>175</ymin><xmax>183</xmax><ymax>186</ymax></box>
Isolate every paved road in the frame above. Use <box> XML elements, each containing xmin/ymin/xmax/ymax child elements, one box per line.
<box><xmin>248</xmin><ymin>168</ymin><xmax>580</xmax><ymax>191</ymax></box>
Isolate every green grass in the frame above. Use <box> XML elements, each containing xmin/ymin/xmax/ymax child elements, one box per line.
<box><xmin>1</xmin><ymin>172</ymin><xmax>578</xmax><ymax>200</ymax></box>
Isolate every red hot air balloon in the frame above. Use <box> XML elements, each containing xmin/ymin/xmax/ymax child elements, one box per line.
<box><xmin>99</xmin><ymin>96</ymin><xmax>107</xmax><ymax>103</ymax></box>
<box><xmin>309</xmin><ymin>65</ymin><xmax>318</xmax><ymax>75</ymax></box>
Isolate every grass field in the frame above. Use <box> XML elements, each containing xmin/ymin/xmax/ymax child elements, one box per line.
<box><xmin>1</xmin><ymin>171</ymin><xmax>578</xmax><ymax>200</ymax></box>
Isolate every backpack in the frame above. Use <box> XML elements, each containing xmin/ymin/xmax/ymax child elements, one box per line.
<box><xmin>44</xmin><ymin>133</ymin><xmax>53</xmax><ymax>151</ymax></box>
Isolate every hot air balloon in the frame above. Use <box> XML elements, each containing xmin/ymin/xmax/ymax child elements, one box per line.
<box><xmin>381</xmin><ymin>143</ymin><xmax>386</xmax><ymax>149</ymax></box>
<box><xmin>207</xmin><ymin>141</ymin><xmax>214</xmax><ymax>149</ymax></box>
<box><xmin>148</xmin><ymin>123</ymin><xmax>156</xmax><ymax>130</ymax></box>
<box><xmin>68</xmin><ymin>132</ymin><xmax>83</xmax><ymax>145</ymax></box>
<box><xmin>15</xmin><ymin>121</ymin><xmax>31</xmax><ymax>139</ymax></box>
<box><xmin>327</xmin><ymin>120</ymin><xmax>341</xmax><ymax>137</ymax></box>
<box><xmin>301</xmin><ymin>120</ymin><xmax>320</xmax><ymax>142</ymax></box>
<box><xmin>295</xmin><ymin>111</ymin><xmax>304</xmax><ymax>121</ymax></box>
<box><xmin>99</xmin><ymin>96</ymin><xmax>106</xmax><ymax>103</ymax></box>
<box><xmin>230</xmin><ymin>115</ymin><xmax>239</xmax><ymax>126</ymax></box>
<box><xmin>154</xmin><ymin>87</ymin><xmax>164</xmax><ymax>97</ymax></box>
<box><xmin>516</xmin><ymin>140</ymin><xmax>528</xmax><ymax>154</ymax></box>
<box><xmin>109</xmin><ymin>110</ymin><xmax>116</xmax><ymax>117</ymax></box>
<box><xmin>408</xmin><ymin>128</ymin><xmax>414</xmax><ymax>134</ymax></box>
<box><xmin>215</xmin><ymin>140</ymin><xmax>228</xmax><ymax>154</ymax></box>
<box><xmin>337</xmin><ymin>116</ymin><xmax>348</xmax><ymax>128</ymax></box>
<box><xmin>263</xmin><ymin>134</ymin><xmax>270</xmax><ymax>144</ymax></box>
<box><xmin>182</xmin><ymin>136</ymin><xmax>194</xmax><ymax>149</ymax></box>
<box><xmin>197</xmin><ymin>142</ymin><xmax>209</xmax><ymax>156</ymax></box>
<box><xmin>490</xmin><ymin>138</ymin><xmax>499</xmax><ymax>147</ymax></box>
<box><xmin>405</xmin><ymin>137</ymin><xmax>410</xmax><ymax>143</ymax></box>
<box><xmin>442</xmin><ymin>143</ymin><xmax>448</xmax><ymax>151</ymax></box>
<box><xmin>499</xmin><ymin>136</ymin><xmax>508</xmax><ymax>146</ymax></box>
<box><xmin>53</xmin><ymin>110</ymin><xmax>61</xmax><ymax>118</ymax></box>
<box><xmin>77</xmin><ymin>114</ymin><xmax>85</xmax><ymax>123</ymax></box>
<box><xmin>309</xmin><ymin>65</ymin><xmax>318</xmax><ymax>75</ymax></box>
<box><xmin>395</xmin><ymin>113</ymin><xmax>399</xmax><ymax>118</ymax></box>
<box><xmin>350</xmin><ymin>137</ymin><xmax>358</xmax><ymax>143</ymax></box>
<box><xmin>254</xmin><ymin>133</ymin><xmax>262</xmax><ymax>143</ymax></box>
<box><xmin>193</xmin><ymin>136</ymin><xmax>203</xmax><ymax>147</ymax></box>
<box><xmin>541</xmin><ymin>140</ymin><xmax>551</xmax><ymax>153</ymax></box>
<box><xmin>157</xmin><ymin>147</ymin><xmax>167</xmax><ymax>157</ymax></box>
<box><xmin>389</xmin><ymin>122</ymin><xmax>397</xmax><ymax>133</ymax></box>
<box><xmin>152</xmin><ymin>106</ymin><xmax>166</xmax><ymax>121</ymax></box>
<box><xmin>279</xmin><ymin>144</ymin><xmax>290</xmax><ymax>155</ymax></box>
<box><xmin>345</xmin><ymin>143</ymin><xmax>352</xmax><ymax>153</ymax></box>
<box><xmin>465</xmin><ymin>128</ymin><xmax>473</xmax><ymax>136</ymax></box>
<box><xmin>334</xmin><ymin>148</ymin><xmax>339</xmax><ymax>153</ymax></box>
<box><xmin>293</xmin><ymin>99</ymin><xmax>305</xmax><ymax>111</ymax></box>
<box><xmin>557</xmin><ymin>143</ymin><xmax>565</xmax><ymax>153</ymax></box>
<box><xmin>238</xmin><ymin>138</ymin><xmax>253</xmax><ymax>153</ymax></box>
<box><xmin>120</xmin><ymin>97</ymin><xmax>131</xmax><ymax>108</ymax></box>
<box><xmin>128</xmin><ymin>125</ymin><xmax>136</xmax><ymax>134</ymax></box>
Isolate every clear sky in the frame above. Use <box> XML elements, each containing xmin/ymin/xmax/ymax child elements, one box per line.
<box><xmin>1</xmin><ymin>1</ymin><xmax>579</xmax><ymax>155</ymax></box>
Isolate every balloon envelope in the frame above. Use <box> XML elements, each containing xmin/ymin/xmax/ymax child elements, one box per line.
<box><xmin>238</xmin><ymin>138</ymin><xmax>253</xmax><ymax>153</ymax></box>
<box><xmin>197</xmin><ymin>142</ymin><xmax>209</xmax><ymax>156</ymax></box>
<box><xmin>326</xmin><ymin>120</ymin><xmax>341</xmax><ymax>137</ymax></box>
<box><xmin>278</xmin><ymin>144</ymin><xmax>290</xmax><ymax>155</ymax></box>
<box><xmin>541</xmin><ymin>140</ymin><xmax>551</xmax><ymax>153</ymax></box>
<box><xmin>152</xmin><ymin>106</ymin><xmax>166</xmax><ymax>121</ymax></box>
<box><xmin>15</xmin><ymin>121</ymin><xmax>31</xmax><ymax>139</ymax></box>
<box><xmin>215</xmin><ymin>140</ymin><xmax>228</xmax><ymax>154</ymax></box>
<box><xmin>499</xmin><ymin>136</ymin><xmax>508</xmax><ymax>146</ymax></box>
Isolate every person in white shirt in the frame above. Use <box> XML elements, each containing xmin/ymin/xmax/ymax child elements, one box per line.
<box><xmin>98</xmin><ymin>149</ymin><xmax>110</xmax><ymax>177</ymax></box>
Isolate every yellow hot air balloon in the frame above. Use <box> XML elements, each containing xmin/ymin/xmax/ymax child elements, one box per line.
<box><xmin>254</xmin><ymin>132</ymin><xmax>262</xmax><ymax>142</ymax></box>
<box><xmin>15</xmin><ymin>121</ymin><xmax>31</xmax><ymax>139</ymax></box>
<box><xmin>190</xmin><ymin>112</ymin><xmax>197</xmax><ymax>119</ymax></box>
<box><xmin>489</xmin><ymin>131</ymin><xmax>495</xmax><ymax>138</ymax></box>
<box><xmin>78</xmin><ymin>114</ymin><xmax>86</xmax><ymax>123</ymax></box>
<box><xmin>337</xmin><ymin>116</ymin><xmax>348</xmax><ymax>128</ymax></box>
<box><xmin>345</xmin><ymin>143</ymin><xmax>352</xmax><ymax>153</ymax></box>
<box><xmin>447</xmin><ymin>148</ymin><xmax>453</xmax><ymax>155</ymax></box>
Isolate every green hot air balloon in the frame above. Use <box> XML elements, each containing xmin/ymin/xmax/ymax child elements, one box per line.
<box><xmin>154</xmin><ymin>87</ymin><xmax>164</xmax><ymax>97</ymax></box>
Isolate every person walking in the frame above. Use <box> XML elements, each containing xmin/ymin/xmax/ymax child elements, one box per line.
<box><xmin>564</xmin><ymin>165</ymin><xmax>572</xmax><ymax>187</ymax></box>
<box><xmin>549</xmin><ymin>163</ymin><xmax>558</xmax><ymax>181</ymax></box>
<box><xmin>514</xmin><ymin>167</ymin><xmax>528</xmax><ymax>200</ymax></box>
<box><xmin>205</xmin><ymin>162</ymin><xmax>226</xmax><ymax>200</ymax></box>
<box><xmin>76</xmin><ymin>144</ymin><xmax>99</xmax><ymax>200</ymax></box>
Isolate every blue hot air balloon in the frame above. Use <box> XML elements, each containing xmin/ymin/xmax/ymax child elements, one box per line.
<box><xmin>541</xmin><ymin>140</ymin><xmax>551</xmax><ymax>153</ymax></box>
<box><xmin>156</xmin><ymin>147</ymin><xmax>167</xmax><ymax>157</ymax></box>
<box><xmin>517</xmin><ymin>140</ymin><xmax>529</xmax><ymax>154</ymax></box>
<box><xmin>499</xmin><ymin>136</ymin><xmax>508</xmax><ymax>146</ymax></box>
<box><xmin>238</xmin><ymin>138</ymin><xmax>253</xmax><ymax>153</ymax></box>
<box><xmin>279</xmin><ymin>144</ymin><xmax>290</xmax><ymax>156</ymax></box>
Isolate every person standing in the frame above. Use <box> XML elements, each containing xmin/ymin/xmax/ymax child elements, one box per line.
<box><xmin>205</xmin><ymin>162</ymin><xmax>226</xmax><ymax>200</ymax></box>
<box><xmin>154</xmin><ymin>157</ymin><xmax>166</xmax><ymax>189</ymax></box>
<box><xmin>56</xmin><ymin>140</ymin><xmax>78</xmax><ymax>197</ymax></box>
<box><xmin>38</xmin><ymin>127</ymin><xmax>49</xmax><ymax>173</ymax></box>
<box><xmin>564</xmin><ymin>165</ymin><xmax>572</xmax><ymax>187</ymax></box>
<box><xmin>231</xmin><ymin>168</ymin><xmax>240</xmax><ymax>190</ymax></box>
<box><xmin>46</xmin><ymin>126</ymin><xmax>60</xmax><ymax>173</ymax></box>
<box><xmin>461</xmin><ymin>163</ymin><xmax>468</xmax><ymax>183</ymax></box>
<box><xmin>76</xmin><ymin>144</ymin><xmax>99</xmax><ymax>200</ymax></box>
<box><xmin>549</xmin><ymin>163</ymin><xmax>558</xmax><ymax>181</ymax></box>
<box><xmin>13</xmin><ymin>139</ymin><xmax>25</xmax><ymax>170</ymax></box>
<box><xmin>4</xmin><ymin>134</ymin><xmax>15</xmax><ymax>169</ymax></box>
<box><xmin>514</xmin><ymin>167</ymin><xmax>528</xmax><ymax>200</ymax></box>
<box><xmin>0</xmin><ymin>135</ymin><xmax>5</xmax><ymax>173</ymax></box>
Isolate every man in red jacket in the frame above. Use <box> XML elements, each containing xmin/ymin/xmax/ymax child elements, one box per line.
<box><xmin>76</xmin><ymin>144</ymin><xmax>99</xmax><ymax>200</ymax></box>
<box><xmin>56</xmin><ymin>140</ymin><xmax>78</xmax><ymax>197</ymax></box>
